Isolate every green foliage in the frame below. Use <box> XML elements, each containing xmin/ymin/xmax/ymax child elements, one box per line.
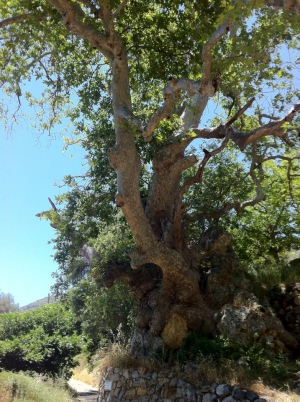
<box><xmin>1</xmin><ymin>3</ymin><xmax>300</xmax><ymax>362</ymax></box>
<box><xmin>0</xmin><ymin>303</ymin><xmax>82</xmax><ymax>379</ymax></box>
<box><xmin>64</xmin><ymin>219</ymin><xmax>137</xmax><ymax>353</ymax></box>
<box><xmin>0</xmin><ymin>371</ymin><xmax>73</xmax><ymax>402</ymax></box>
<box><xmin>0</xmin><ymin>290</ymin><xmax>19</xmax><ymax>314</ymax></box>
<box><xmin>68</xmin><ymin>280</ymin><xmax>136</xmax><ymax>354</ymax></box>
<box><xmin>173</xmin><ymin>332</ymin><xmax>289</xmax><ymax>384</ymax></box>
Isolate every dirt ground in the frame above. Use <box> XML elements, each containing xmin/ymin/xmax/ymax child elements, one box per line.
<box><xmin>68</xmin><ymin>378</ymin><xmax>98</xmax><ymax>402</ymax></box>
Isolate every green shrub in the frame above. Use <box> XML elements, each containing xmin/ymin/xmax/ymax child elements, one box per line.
<box><xmin>0</xmin><ymin>303</ymin><xmax>82</xmax><ymax>378</ymax></box>
<box><xmin>0</xmin><ymin>371</ymin><xmax>73</xmax><ymax>402</ymax></box>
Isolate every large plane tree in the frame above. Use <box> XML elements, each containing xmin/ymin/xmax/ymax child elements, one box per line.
<box><xmin>1</xmin><ymin>0</ymin><xmax>300</xmax><ymax>355</ymax></box>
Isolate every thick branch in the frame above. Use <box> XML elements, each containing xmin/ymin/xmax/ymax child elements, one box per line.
<box><xmin>142</xmin><ymin>86</ymin><xmax>174</xmax><ymax>141</ymax></box>
<box><xmin>231</xmin><ymin>104</ymin><xmax>300</xmax><ymax>150</ymax></box>
<box><xmin>187</xmin><ymin>142</ymin><xmax>267</xmax><ymax>222</ymax></box>
<box><xmin>77</xmin><ymin>0</ymin><xmax>100</xmax><ymax>16</ymax></box>
<box><xmin>200</xmin><ymin>19</ymin><xmax>232</xmax><ymax>94</ymax></box>
<box><xmin>0</xmin><ymin>14</ymin><xmax>35</xmax><ymax>28</ymax></box>
<box><xmin>49</xmin><ymin>0</ymin><xmax>113</xmax><ymax>59</ymax></box>
<box><xmin>113</xmin><ymin>0</ymin><xmax>130</xmax><ymax>19</ymax></box>
<box><xmin>264</xmin><ymin>0</ymin><xmax>300</xmax><ymax>12</ymax></box>
<box><xmin>174</xmin><ymin>134</ymin><xmax>230</xmax><ymax>250</ymax></box>
<box><xmin>225</xmin><ymin>97</ymin><xmax>255</xmax><ymax>127</ymax></box>
<box><xmin>191</xmin><ymin>103</ymin><xmax>300</xmax><ymax>150</ymax></box>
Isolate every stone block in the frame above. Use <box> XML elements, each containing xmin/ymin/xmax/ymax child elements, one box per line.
<box><xmin>177</xmin><ymin>379</ymin><xmax>186</xmax><ymax>387</ymax></box>
<box><xmin>169</xmin><ymin>378</ymin><xmax>177</xmax><ymax>387</ymax></box>
<box><xmin>246</xmin><ymin>391</ymin><xmax>259</xmax><ymax>402</ymax></box>
<box><xmin>203</xmin><ymin>393</ymin><xmax>218</xmax><ymax>402</ymax></box>
<box><xmin>216</xmin><ymin>384</ymin><xmax>232</xmax><ymax>397</ymax></box>
<box><xmin>222</xmin><ymin>396</ymin><xmax>235</xmax><ymax>402</ymax></box>
<box><xmin>137</xmin><ymin>386</ymin><xmax>147</xmax><ymax>396</ymax></box>
<box><xmin>124</xmin><ymin>388</ymin><xmax>136</xmax><ymax>399</ymax></box>
<box><xmin>232</xmin><ymin>387</ymin><xmax>246</xmax><ymax>400</ymax></box>
<box><xmin>175</xmin><ymin>388</ymin><xmax>184</xmax><ymax>398</ymax></box>
<box><xmin>147</xmin><ymin>386</ymin><xmax>156</xmax><ymax>395</ymax></box>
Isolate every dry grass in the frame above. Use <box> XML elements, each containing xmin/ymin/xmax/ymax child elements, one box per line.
<box><xmin>250</xmin><ymin>381</ymin><xmax>300</xmax><ymax>402</ymax></box>
<box><xmin>72</xmin><ymin>354</ymin><xmax>100</xmax><ymax>388</ymax></box>
<box><xmin>73</xmin><ymin>343</ymin><xmax>300</xmax><ymax>402</ymax></box>
<box><xmin>0</xmin><ymin>385</ymin><xmax>11</xmax><ymax>402</ymax></box>
<box><xmin>179</xmin><ymin>359</ymin><xmax>300</xmax><ymax>402</ymax></box>
<box><xmin>0</xmin><ymin>371</ymin><xmax>73</xmax><ymax>402</ymax></box>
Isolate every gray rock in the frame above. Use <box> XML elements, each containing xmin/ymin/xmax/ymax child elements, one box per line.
<box><xmin>217</xmin><ymin>305</ymin><xmax>266</xmax><ymax>346</ymax></box>
<box><xmin>245</xmin><ymin>391</ymin><xmax>259</xmax><ymax>401</ymax></box>
<box><xmin>203</xmin><ymin>393</ymin><xmax>218</xmax><ymax>402</ymax></box>
<box><xmin>177</xmin><ymin>379</ymin><xmax>186</xmax><ymax>387</ymax></box>
<box><xmin>216</xmin><ymin>384</ymin><xmax>232</xmax><ymax>397</ymax></box>
<box><xmin>232</xmin><ymin>387</ymin><xmax>246</xmax><ymax>400</ymax></box>
<box><xmin>222</xmin><ymin>396</ymin><xmax>236</xmax><ymax>402</ymax></box>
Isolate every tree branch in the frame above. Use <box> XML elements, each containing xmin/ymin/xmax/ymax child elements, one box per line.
<box><xmin>142</xmin><ymin>86</ymin><xmax>174</xmax><ymax>141</ymax></box>
<box><xmin>200</xmin><ymin>19</ymin><xmax>232</xmax><ymax>94</ymax></box>
<box><xmin>264</xmin><ymin>0</ymin><xmax>300</xmax><ymax>12</ymax></box>
<box><xmin>173</xmin><ymin>133</ymin><xmax>230</xmax><ymax>250</ymax></box>
<box><xmin>225</xmin><ymin>97</ymin><xmax>255</xmax><ymax>127</ymax></box>
<box><xmin>0</xmin><ymin>14</ymin><xmax>35</xmax><ymax>28</ymax></box>
<box><xmin>231</xmin><ymin>103</ymin><xmax>300</xmax><ymax>150</ymax></box>
<box><xmin>76</xmin><ymin>0</ymin><xmax>100</xmax><ymax>16</ymax></box>
<box><xmin>191</xmin><ymin>103</ymin><xmax>300</xmax><ymax>151</ymax></box>
<box><xmin>47</xmin><ymin>0</ymin><xmax>114</xmax><ymax>59</ymax></box>
<box><xmin>113</xmin><ymin>0</ymin><xmax>130</xmax><ymax>19</ymax></box>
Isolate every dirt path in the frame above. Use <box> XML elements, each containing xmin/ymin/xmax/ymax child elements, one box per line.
<box><xmin>68</xmin><ymin>378</ymin><xmax>99</xmax><ymax>401</ymax></box>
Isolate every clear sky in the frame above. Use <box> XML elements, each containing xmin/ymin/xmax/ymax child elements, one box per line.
<box><xmin>0</xmin><ymin>83</ymin><xmax>86</xmax><ymax>307</ymax></box>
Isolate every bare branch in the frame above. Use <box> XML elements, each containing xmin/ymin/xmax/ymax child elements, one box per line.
<box><xmin>26</xmin><ymin>51</ymin><xmax>54</xmax><ymax>69</ymax></box>
<box><xmin>76</xmin><ymin>0</ymin><xmax>100</xmax><ymax>16</ymax></box>
<box><xmin>200</xmin><ymin>19</ymin><xmax>232</xmax><ymax>94</ymax></box>
<box><xmin>48</xmin><ymin>0</ymin><xmax>113</xmax><ymax>59</ymax></box>
<box><xmin>0</xmin><ymin>14</ymin><xmax>35</xmax><ymax>28</ymax></box>
<box><xmin>142</xmin><ymin>85</ymin><xmax>175</xmax><ymax>142</ymax></box>
<box><xmin>225</xmin><ymin>97</ymin><xmax>255</xmax><ymax>127</ymax></box>
<box><xmin>264</xmin><ymin>0</ymin><xmax>300</xmax><ymax>12</ymax></box>
<box><xmin>47</xmin><ymin>0</ymin><xmax>67</xmax><ymax>14</ymax></box>
<box><xmin>231</xmin><ymin>103</ymin><xmax>300</xmax><ymax>150</ymax></box>
<box><xmin>261</xmin><ymin>154</ymin><xmax>300</xmax><ymax>163</ymax></box>
<box><xmin>113</xmin><ymin>0</ymin><xmax>130</xmax><ymax>19</ymax></box>
<box><xmin>48</xmin><ymin>197</ymin><xmax>57</xmax><ymax>211</ymax></box>
<box><xmin>173</xmin><ymin>133</ymin><xmax>230</xmax><ymax>250</ymax></box>
<box><xmin>190</xmin><ymin>103</ymin><xmax>300</xmax><ymax>151</ymax></box>
<box><xmin>259</xmin><ymin>113</ymin><xmax>280</xmax><ymax>121</ymax></box>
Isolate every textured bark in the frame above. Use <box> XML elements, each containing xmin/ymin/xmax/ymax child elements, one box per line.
<box><xmin>6</xmin><ymin>0</ymin><xmax>300</xmax><ymax>356</ymax></box>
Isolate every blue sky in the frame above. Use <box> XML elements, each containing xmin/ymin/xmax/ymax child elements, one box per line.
<box><xmin>0</xmin><ymin>84</ymin><xmax>86</xmax><ymax>307</ymax></box>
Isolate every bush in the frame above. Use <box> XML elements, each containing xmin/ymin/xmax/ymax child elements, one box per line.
<box><xmin>0</xmin><ymin>303</ymin><xmax>82</xmax><ymax>378</ymax></box>
<box><xmin>0</xmin><ymin>371</ymin><xmax>73</xmax><ymax>402</ymax></box>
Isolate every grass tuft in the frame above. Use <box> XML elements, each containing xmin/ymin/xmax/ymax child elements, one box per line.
<box><xmin>0</xmin><ymin>371</ymin><xmax>73</xmax><ymax>402</ymax></box>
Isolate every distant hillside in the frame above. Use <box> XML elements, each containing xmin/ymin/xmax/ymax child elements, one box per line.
<box><xmin>20</xmin><ymin>294</ymin><xmax>56</xmax><ymax>312</ymax></box>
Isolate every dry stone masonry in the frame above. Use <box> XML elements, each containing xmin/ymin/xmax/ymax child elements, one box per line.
<box><xmin>97</xmin><ymin>367</ymin><xmax>268</xmax><ymax>402</ymax></box>
<box><xmin>270</xmin><ymin>282</ymin><xmax>300</xmax><ymax>346</ymax></box>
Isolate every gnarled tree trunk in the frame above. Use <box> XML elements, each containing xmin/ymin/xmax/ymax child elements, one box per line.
<box><xmin>33</xmin><ymin>0</ymin><xmax>300</xmax><ymax>357</ymax></box>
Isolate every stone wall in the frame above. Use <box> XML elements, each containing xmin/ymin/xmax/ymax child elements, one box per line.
<box><xmin>270</xmin><ymin>282</ymin><xmax>300</xmax><ymax>345</ymax></box>
<box><xmin>97</xmin><ymin>367</ymin><xmax>268</xmax><ymax>402</ymax></box>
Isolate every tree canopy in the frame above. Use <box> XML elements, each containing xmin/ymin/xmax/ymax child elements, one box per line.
<box><xmin>1</xmin><ymin>0</ymin><xmax>300</xmax><ymax>355</ymax></box>
<box><xmin>0</xmin><ymin>303</ymin><xmax>82</xmax><ymax>378</ymax></box>
<box><xmin>0</xmin><ymin>291</ymin><xmax>19</xmax><ymax>314</ymax></box>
